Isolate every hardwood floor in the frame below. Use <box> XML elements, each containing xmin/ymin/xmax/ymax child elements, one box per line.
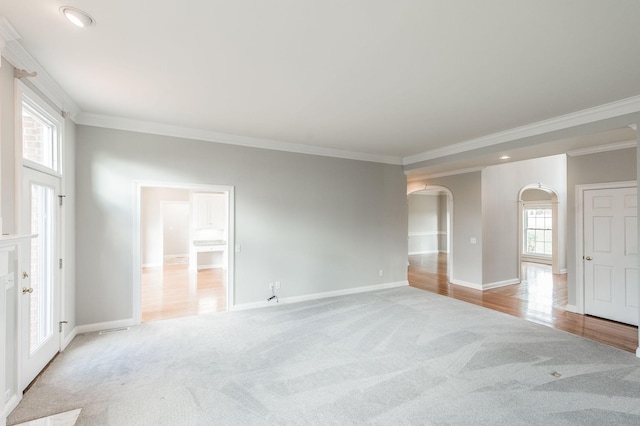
<box><xmin>409</xmin><ymin>253</ymin><xmax>639</xmax><ymax>354</ymax></box>
<box><xmin>141</xmin><ymin>263</ymin><xmax>227</xmax><ymax>322</ymax></box>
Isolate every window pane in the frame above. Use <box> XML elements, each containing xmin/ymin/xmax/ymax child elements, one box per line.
<box><xmin>30</xmin><ymin>183</ymin><xmax>55</xmax><ymax>353</ymax></box>
<box><xmin>22</xmin><ymin>103</ymin><xmax>57</xmax><ymax>171</ymax></box>
<box><xmin>523</xmin><ymin>207</ymin><xmax>553</xmax><ymax>256</ymax></box>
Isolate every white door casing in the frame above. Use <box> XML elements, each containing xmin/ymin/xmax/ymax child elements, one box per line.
<box><xmin>583</xmin><ymin>186</ymin><xmax>638</xmax><ymax>326</ymax></box>
<box><xmin>19</xmin><ymin>167</ymin><xmax>61</xmax><ymax>390</ymax></box>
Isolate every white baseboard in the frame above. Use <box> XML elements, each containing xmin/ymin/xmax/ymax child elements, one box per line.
<box><xmin>564</xmin><ymin>304</ymin><xmax>580</xmax><ymax>314</ymax></box>
<box><xmin>164</xmin><ymin>254</ymin><xmax>188</xmax><ymax>259</ymax></box>
<box><xmin>61</xmin><ymin>326</ymin><xmax>78</xmax><ymax>350</ymax></box>
<box><xmin>232</xmin><ymin>281</ymin><xmax>409</xmax><ymax>311</ymax></box>
<box><xmin>482</xmin><ymin>278</ymin><xmax>520</xmax><ymax>290</ymax></box>
<box><xmin>2</xmin><ymin>394</ymin><xmax>20</xmax><ymax>423</ymax></box>
<box><xmin>197</xmin><ymin>263</ymin><xmax>224</xmax><ymax>270</ymax></box>
<box><xmin>449</xmin><ymin>278</ymin><xmax>483</xmax><ymax>291</ymax></box>
<box><xmin>408</xmin><ymin>250</ymin><xmax>439</xmax><ymax>255</ymax></box>
<box><xmin>636</xmin><ymin>347</ymin><xmax>640</xmax><ymax>359</ymax></box>
<box><xmin>142</xmin><ymin>263</ymin><xmax>162</xmax><ymax>268</ymax></box>
<box><xmin>76</xmin><ymin>318</ymin><xmax>135</xmax><ymax>334</ymax></box>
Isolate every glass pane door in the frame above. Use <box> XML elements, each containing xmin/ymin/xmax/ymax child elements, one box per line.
<box><xmin>20</xmin><ymin>167</ymin><xmax>60</xmax><ymax>391</ymax></box>
<box><xmin>29</xmin><ymin>182</ymin><xmax>55</xmax><ymax>353</ymax></box>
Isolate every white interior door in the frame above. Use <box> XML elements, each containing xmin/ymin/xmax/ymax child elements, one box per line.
<box><xmin>20</xmin><ymin>167</ymin><xmax>61</xmax><ymax>390</ymax></box>
<box><xmin>584</xmin><ymin>186</ymin><xmax>638</xmax><ymax>326</ymax></box>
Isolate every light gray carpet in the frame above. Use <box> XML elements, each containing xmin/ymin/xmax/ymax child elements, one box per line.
<box><xmin>8</xmin><ymin>286</ymin><xmax>640</xmax><ymax>425</ymax></box>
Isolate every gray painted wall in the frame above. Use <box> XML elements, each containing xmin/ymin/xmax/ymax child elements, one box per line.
<box><xmin>1</xmin><ymin>57</ymin><xmax>15</xmax><ymax>233</ymax></box>
<box><xmin>438</xmin><ymin>194</ymin><xmax>448</xmax><ymax>252</ymax></box>
<box><xmin>566</xmin><ymin>147</ymin><xmax>637</xmax><ymax>306</ymax></box>
<box><xmin>408</xmin><ymin>172</ymin><xmax>483</xmax><ymax>286</ymax></box>
<box><xmin>408</xmin><ymin>194</ymin><xmax>440</xmax><ymax>254</ymax></box>
<box><xmin>75</xmin><ymin>125</ymin><xmax>408</xmax><ymax>325</ymax></box>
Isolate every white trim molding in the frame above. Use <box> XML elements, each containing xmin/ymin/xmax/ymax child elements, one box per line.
<box><xmin>76</xmin><ymin>112</ymin><xmax>403</xmax><ymax>165</ymax></box>
<box><xmin>404</xmin><ymin>96</ymin><xmax>640</xmax><ymax>166</ymax></box>
<box><xmin>0</xmin><ymin>17</ymin><xmax>80</xmax><ymax>117</ymax></box>
<box><xmin>482</xmin><ymin>278</ymin><xmax>520</xmax><ymax>290</ymax></box>
<box><xmin>75</xmin><ymin>319</ymin><xmax>135</xmax><ymax>335</ymax></box>
<box><xmin>408</xmin><ymin>231</ymin><xmax>446</xmax><ymax>237</ymax></box>
<box><xmin>564</xmin><ymin>304</ymin><xmax>579</xmax><ymax>314</ymax></box>
<box><xmin>0</xmin><ymin>16</ymin><xmax>20</xmax><ymax>50</ymax></box>
<box><xmin>61</xmin><ymin>327</ymin><xmax>78</xmax><ymax>351</ymax></box>
<box><xmin>408</xmin><ymin>250</ymin><xmax>440</xmax><ymax>256</ymax></box>
<box><xmin>406</xmin><ymin>166</ymin><xmax>485</xmax><ymax>180</ymax></box>
<box><xmin>566</xmin><ymin>139</ymin><xmax>637</xmax><ymax>157</ymax></box>
<box><xmin>232</xmin><ymin>281</ymin><xmax>409</xmax><ymax>311</ymax></box>
<box><xmin>449</xmin><ymin>279</ymin><xmax>483</xmax><ymax>291</ymax></box>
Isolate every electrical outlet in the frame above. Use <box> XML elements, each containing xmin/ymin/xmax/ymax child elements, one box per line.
<box><xmin>269</xmin><ymin>282</ymin><xmax>274</xmax><ymax>290</ymax></box>
<box><xmin>378</xmin><ymin>269</ymin><xmax>383</xmax><ymax>277</ymax></box>
<box><xmin>275</xmin><ymin>282</ymin><xmax>281</xmax><ymax>289</ymax></box>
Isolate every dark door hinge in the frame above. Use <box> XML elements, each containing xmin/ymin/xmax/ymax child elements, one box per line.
<box><xmin>59</xmin><ymin>320</ymin><xmax>68</xmax><ymax>332</ymax></box>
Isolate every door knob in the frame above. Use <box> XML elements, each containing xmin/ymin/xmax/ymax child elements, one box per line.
<box><xmin>585</xmin><ymin>256</ymin><xmax>593</xmax><ymax>261</ymax></box>
<box><xmin>22</xmin><ymin>287</ymin><xmax>33</xmax><ymax>294</ymax></box>
<box><xmin>22</xmin><ymin>271</ymin><xmax>29</xmax><ymax>279</ymax></box>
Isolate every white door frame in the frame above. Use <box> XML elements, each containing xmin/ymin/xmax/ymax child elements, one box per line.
<box><xmin>575</xmin><ymin>180</ymin><xmax>636</xmax><ymax>315</ymax></box>
<box><xmin>133</xmin><ymin>181</ymin><xmax>235</xmax><ymax>325</ymax></box>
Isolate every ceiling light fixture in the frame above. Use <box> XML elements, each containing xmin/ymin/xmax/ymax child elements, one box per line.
<box><xmin>60</xmin><ymin>7</ymin><xmax>95</xmax><ymax>27</ymax></box>
<box><xmin>499</xmin><ymin>155</ymin><xmax>511</xmax><ymax>160</ymax></box>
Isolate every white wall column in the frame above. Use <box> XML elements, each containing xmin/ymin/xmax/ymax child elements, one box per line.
<box><xmin>636</xmin><ymin>123</ymin><xmax>640</xmax><ymax>358</ymax></box>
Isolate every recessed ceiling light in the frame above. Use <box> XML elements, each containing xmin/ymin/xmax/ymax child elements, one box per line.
<box><xmin>60</xmin><ymin>6</ymin><xmax>95</xmax><ymax>27</ymax></box>
<box><xmin>499</xmin><ymin>155</ymin><xmax>511</xmax><ymax>160</ymax></box>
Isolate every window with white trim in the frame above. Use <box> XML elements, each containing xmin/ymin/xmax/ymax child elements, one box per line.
<box><xmin>523</xmin><ymin>206</ymin><xmax>552</xmax><ymax>257</ymax></box>
<box><xmin>19</xmin><ymin>83</ymin><xmax>63</xmax><ymax>175</ymax></box>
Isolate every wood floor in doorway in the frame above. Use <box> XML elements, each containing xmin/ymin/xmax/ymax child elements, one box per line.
<box><xmin>142</xmin><ymin>264</ymin><xmax>227</xmax><ymax>322</ymax></box>
<box><xmin>409</xmin><ymin>253</ymin><xmax>639</xmax><ymax>354</ymax></box>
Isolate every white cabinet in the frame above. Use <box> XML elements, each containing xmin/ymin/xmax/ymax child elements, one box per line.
<box><xmin>189</xmin><ymin>193</ymin><xmax>228</xmax><ymax>271</ymax></box>
<box><xmin>192</xmin><ymin>193</ymin><xmax>226</xmax><ymax>230</ymax></box>
<box><xmin>1</xmin><ymin>235</ymin><xmax>34</xmax><ymax>426</ymax></box>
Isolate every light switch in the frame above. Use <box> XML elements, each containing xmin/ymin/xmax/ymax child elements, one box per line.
<box><xmin>470</xmin><ymin>237</ymin><xmax>477</xmax><ymax>244</ymax></box>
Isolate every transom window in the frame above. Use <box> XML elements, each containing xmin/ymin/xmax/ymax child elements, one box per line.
<box><xmin>20</xmin><ymin>83</ymin><xmax>63</xmax><ymax>175</ymax></box>
<box><xmin>523</xmin><ymin>207</ymin><xmax>552</xmax><ymax>256</ymax></box>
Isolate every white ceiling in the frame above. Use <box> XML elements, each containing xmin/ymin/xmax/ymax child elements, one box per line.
<box><xmin>1</xmin><ymin>1</ymin><xmax>640</xmax><ymax>172</ymax></box>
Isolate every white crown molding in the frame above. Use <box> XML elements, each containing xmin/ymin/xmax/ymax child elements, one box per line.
<box><xmin>75</xmin><ymin>112</ymin><xmax>404</xmax><ymax>165</ymax></box>
<box><xmin>0</xmin><ymin>16</ymin><xmax>20</xmax><ymax>49</ymax></box>
<box><xmin>0</xmin><ymin>17</ymin><xmax>80</xmax><ymax>117</ymax></box>
<box><xmin>566</xmin><ymin>139</ymin><xmax>637</xmax><ymax>157</ymax></box>
<box><xmin>403</xmin><ymin>95</ymin><xmax>640</xmax><ymax>166</ymax></box>
<box><xmin>405</xmin><ymin>166</ymin><xmax>485</xmax><ymax>180</ymax></box>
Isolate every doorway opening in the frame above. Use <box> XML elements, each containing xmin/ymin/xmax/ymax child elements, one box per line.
<box><xmin>407</xmin><ymin>186</ymin><xmax>453</xmax><ymax>282</ymax></box>
<box><xmin>133</xmin><ymin>183</ymin><xmax>234</xmax><ymax>324</ymax></box>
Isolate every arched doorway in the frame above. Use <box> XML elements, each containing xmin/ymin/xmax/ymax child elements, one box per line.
<box><xmin>407</xmin><ymin>186</ymin><xmax>453</xmax><ymax>279</ymax></box>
